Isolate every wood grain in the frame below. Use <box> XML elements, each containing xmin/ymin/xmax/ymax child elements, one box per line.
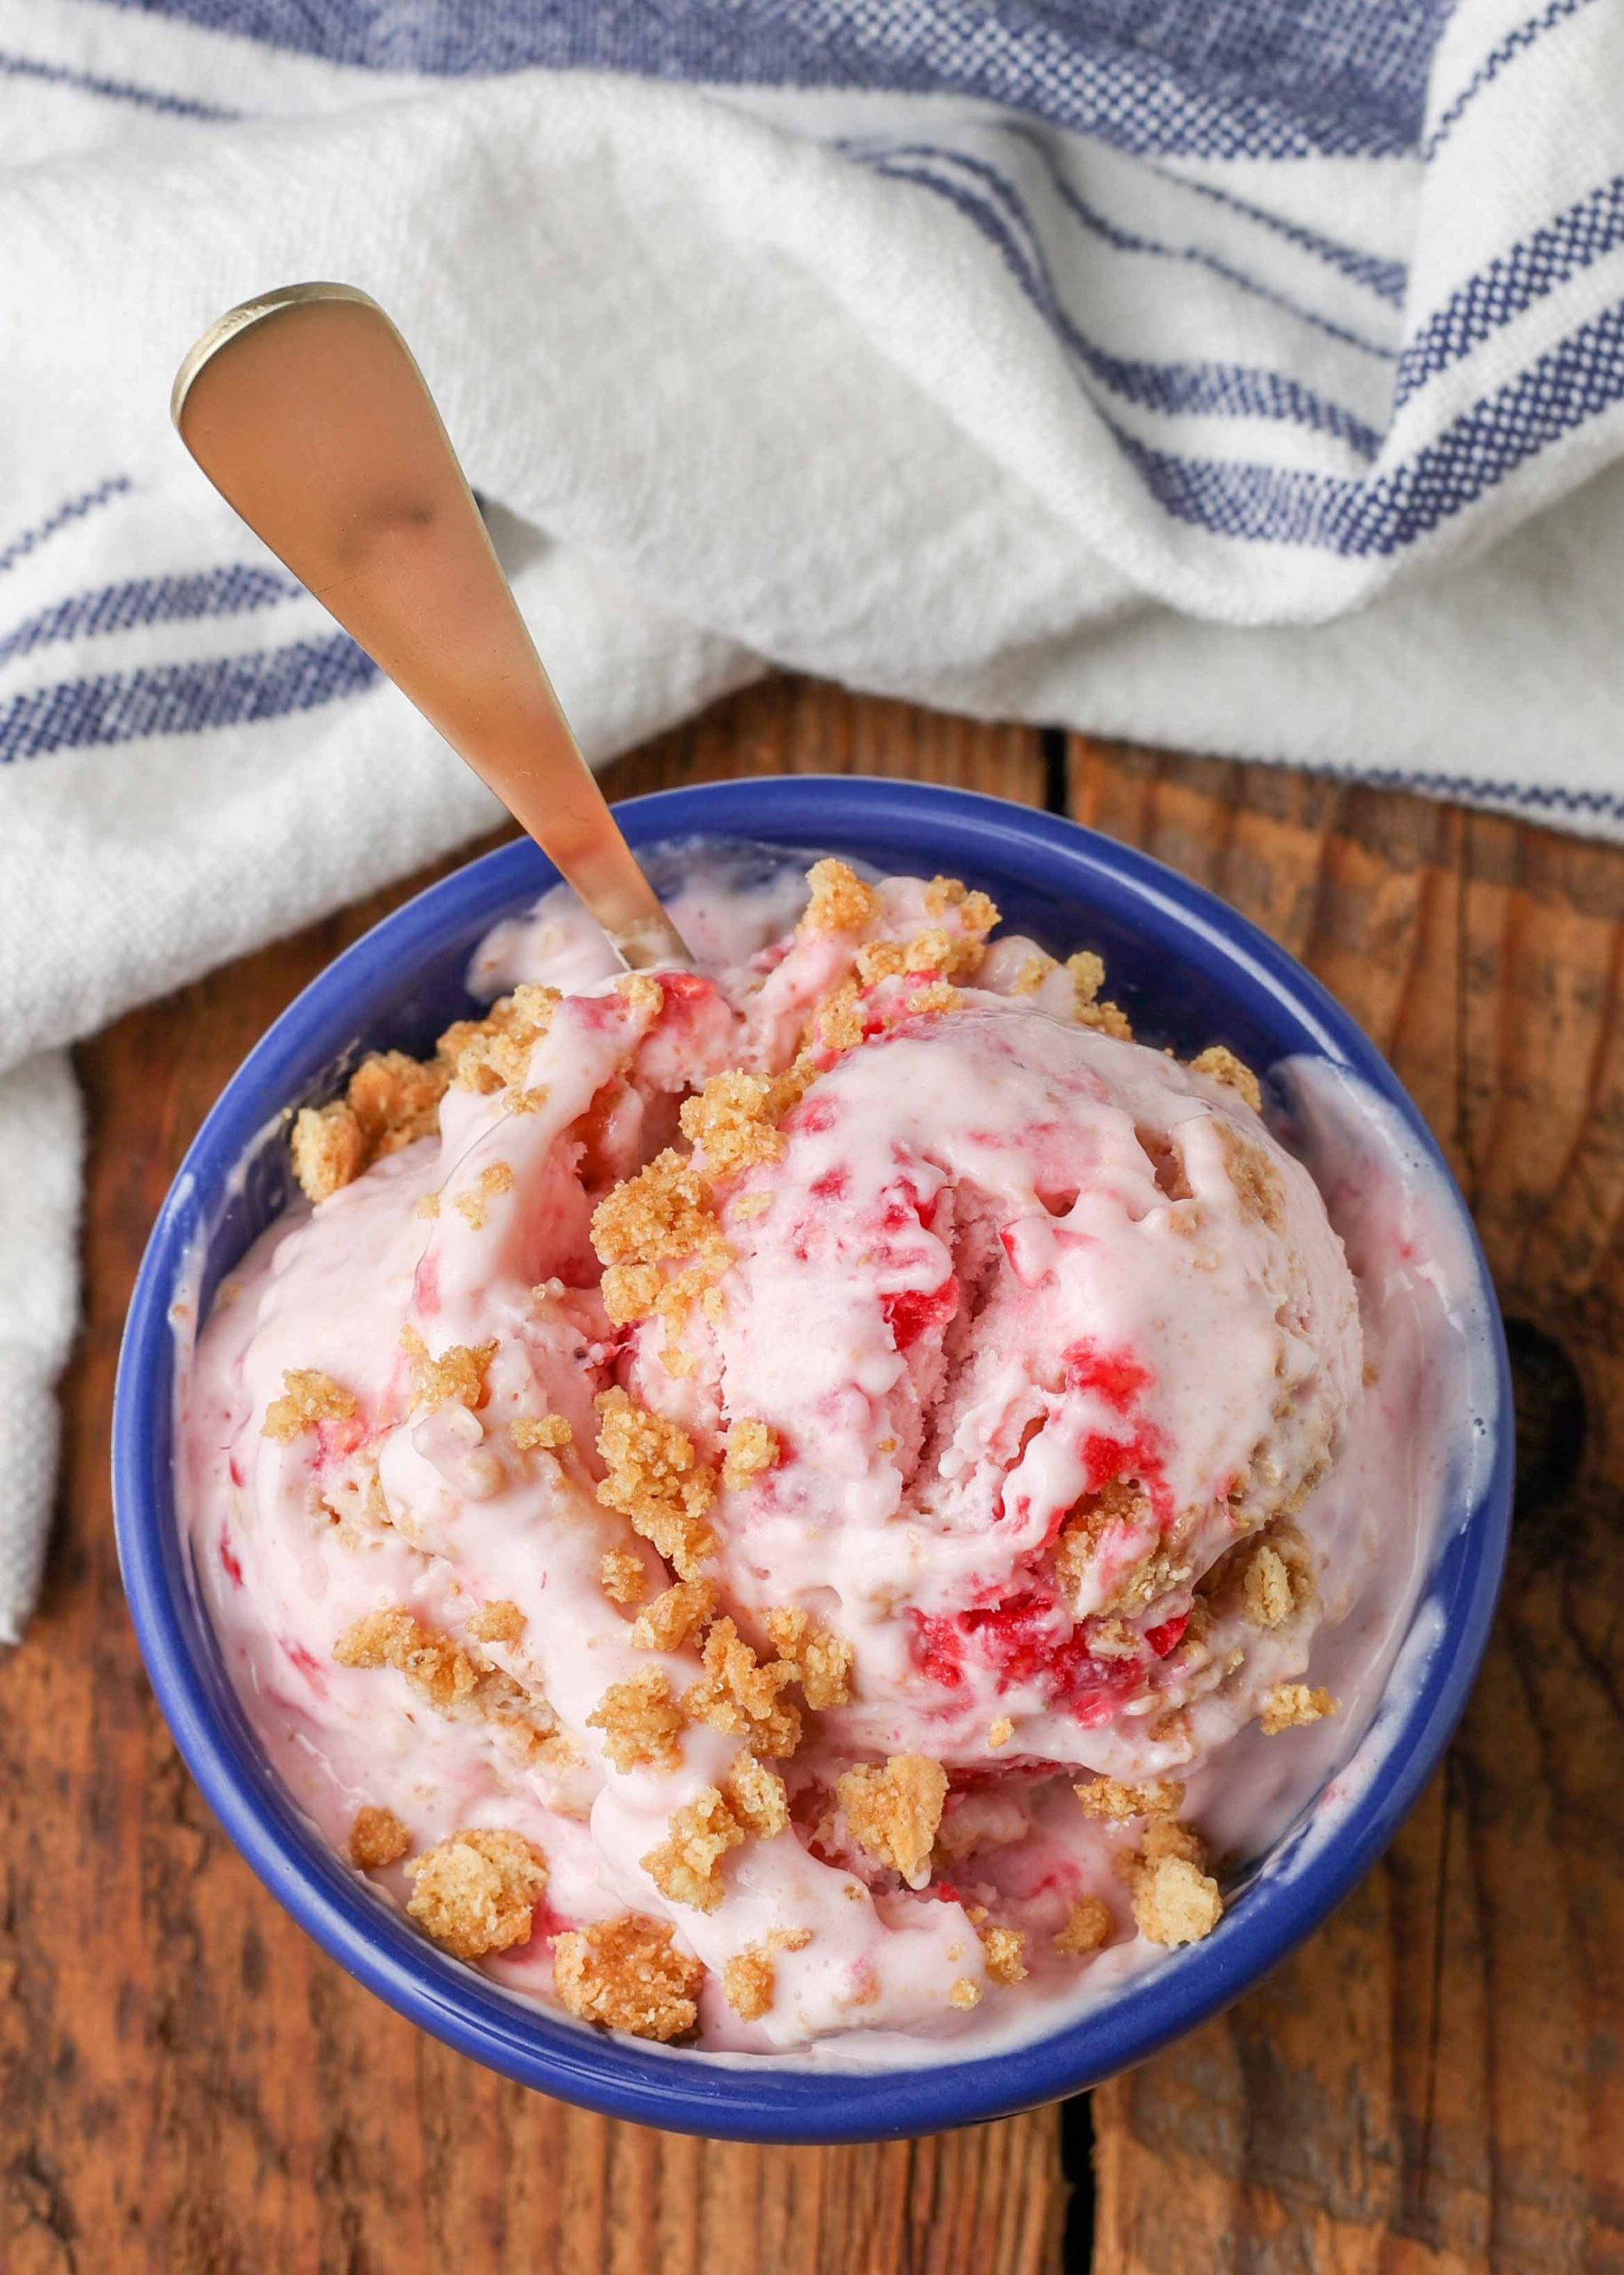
<box><xmin>0</xmin><ymin>681</ymin><xmax>1065</xmax><ymax>2275</ymax></box>
<box><xmin>1071</xmin><ymin>741</ymin><xmax>1624</xmax><ymax>2275</ymax></box>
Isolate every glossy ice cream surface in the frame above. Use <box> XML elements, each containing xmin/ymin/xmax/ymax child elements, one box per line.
<box><xmin>177</xmin><ymin>848</ymin><xmax>1463</xmax><ymax>2055</ymax></box>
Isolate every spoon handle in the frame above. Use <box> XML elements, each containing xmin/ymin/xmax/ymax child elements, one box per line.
<box><xmin>172</xmin><ymin>282</ymin><xmax>690</xmax><ymax>970</ymax></box>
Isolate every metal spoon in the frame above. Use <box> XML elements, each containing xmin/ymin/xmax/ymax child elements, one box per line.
<box><xmin>171</xmin><ymin>281</ymin><xmax>691</xmax><ymax>970</ymax></box>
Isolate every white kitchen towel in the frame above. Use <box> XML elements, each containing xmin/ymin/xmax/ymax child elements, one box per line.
<box><xmin>2</xmin><ymin>0</ymin><xmax>1623</xmax><ymax>1637</ymax></box>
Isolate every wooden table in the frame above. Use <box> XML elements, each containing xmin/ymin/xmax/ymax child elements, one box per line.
<box><xmin>4</xmin><ymin>679</ymin><xmax>1620</xmax><ymax>2274</ymax></box>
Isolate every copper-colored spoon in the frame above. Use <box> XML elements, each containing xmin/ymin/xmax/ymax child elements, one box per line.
<box><xmin>171</xmin><ymin>281</ymin><xmax>691</xmax><ymax>970</ymax></box>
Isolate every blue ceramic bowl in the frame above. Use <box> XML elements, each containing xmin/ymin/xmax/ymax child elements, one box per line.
<box><xmin>114</xmin><ymin>777</ymin><xmax>1511</xmax><ymax>2143</ymax></box>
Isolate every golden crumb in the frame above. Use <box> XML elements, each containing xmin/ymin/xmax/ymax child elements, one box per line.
<box><xmin>402</xmin><ymin>1328</ymin><xmax>498</xmax><ymax>1413</ymax></box>
<box><xmin>1076</xmin><ymin>1776</ymin><xmax>1185</xmax><ymax>1824</ymax></box>
<box><xmin>679</xmin><ymin>1071</ymin><xmax>785</xmax><ymax>1180</ymax></box>
<box><xmin>723</xmin><ymin>1947</ymin><xmax>776</xmax><ymax>2021</ymax></box>
<box><xmin>921</xmin><ymin>876</ymin><xmax>999</xmax><ymax>936</ymax></box>
<box><xmin>1191</xmin><ymin>1044</ymin><xmax>1262</xmax><ymax>1114</ymax></box>
<box><xmin>949</xmin><ymin>1977</ymin><xmax>982</xmax><ymax>2010</ymax></box>
<box><xmin>1214</xmin><ymin>1122</ymin><xmax>1286</xmax><ymax>1231</ymax></box>
<box><xmin>1243</xmin><ymin>1544</ymin><xmax>1294</xmax><ymax>1628</ymax></box>
<box><xmin>811</xmin><ymin>978</ymin><xmax>867</xmax><ymax>1056</ymax></box>
<box><xmin>683</xmin><ymin>1619</ymin><xmax>801</xmax><ymax>1758</ymax></box>
<box><xmin>731</xmin><ymin>1191</ymin><xmax>775</xmax><ymax>1221</ymax></box>
<box><xmin>349</xmin><ymin>1806</ymin><xmax>410</xmax><ymax>1870</ymax></box>
<box><xmin>1067</xmin><ymin>949</ymin><xmax>1106</xmax><ymax>1007</ymax></box>
<box><xmin>767</xmin><ymin>1606</ymin><xmax>854</xmax><ymax>1710</ymax></box>
<box><xmin>614</xmin><ymin>971</ymin><xmax>665</xmax><ymax>1018</ymax></box>
<box><xmin>801</xmin><ymin>858</ymin><xmax>880</xmax><ymax>935</ymax></box>
<box><xmin>1055</xmin><ymin>1897</ymin><xmax>1112</xmax><ymax>1958</ymax></box>
<box><xmin>1013</xmin><ymin>951</ymin><xmax>1057</xmax><ymax>996</ymax></box>
<box><xmin>594</xmin><ymin>1389</ymin><xmax>718</xmax><ymax>1580</ymax></box>
<box><xmin>437</xmin><ymin>983</ymin><xmax>560</xmax><ymax>1098</ymax></box>
<box><xmin>291</xmin><ymin>1102</ymin><xmax>365</xmax><ymax>1204</ymax></box>
<box><xmin>404</xmin><ymin>1828</ymin><xmax>548</xmax><ymax>1960</ymax></box>
<box><xmin>592</xmin><ymin>1148</ymin><xmax>726</xmax><ymax>1269</ymax></box>
<box><xmin>722</xmin><ymin>1417</ymin><xmax>780</xmax><ymax>1493</ymax></box>
<box><xmin>836</xmin><ymin>1756</ymin><xmax>948</xmax><ymax>1888</ymax></box>
<box><xmin>1261</xmin><ymin>1682</ymin><xmax>1336</xmax><ymax>1736</ymax></box>
<box><xmin>334</xmin><ymin>1608</ymin><xmax>479</xmax><ymax>1712</ymax></box>
<box><xmin>453</xmin><ymin>1160</ymin><xmax>515</xmax><ymax>1230</ymax></box>
<box><xmin>553</xmin><ymin>1915</ymin><xmax>703</xmax><ymax>2041</ymax></box>
<box><xmin>600</xmin><ymin>1548</ymin><xmax>649</xmax><ymax>1606</ymax></box>
<box><xmin>467</xmin><ymin>1600</ymin><xmax>526</xmax><ymax>1646</ymax></box>
<box><xmin>642</xmin><ymin>1787</ymin><xmax>744</xmax><ymax>1912</ymax></box>
<box><xmin>980</xmin><ymin>1925</ymin><xmax>1028</xmax><ymax>1986</ymax></box>
<box><xmin>601</xmin><ymin>1262</ymin><xmax>662</xmax><ymax>1326</ymax></box>
<box><xmin>291</xmin><ymin>1049</ymin><xmax>449</xmax><ymax>1203</ymax></box>
<box><xmin>907</xmin><ymin>979</ymin><xmax>962</xmax><ymax>1018</ymax></box>
<box><xmin>262</xmin><ymin>1368</ymin><xmax>358</xmax><ymax>1442</ymax></box>
<box><xmin>724</xmin><ymin>1752</ymin><xmax>790</xmax><ymax>1840</ymax></box>
<box><xmin>586</xmin><ymin>1669</ymin><xmax>687</xmax><ymax>1773</ymax></box>
<box><xmin>1130</xmin><ymin>1854</ymin><xmax>1224</xmax><ymax>1949</ymax></box>
<box><xmin>768</xmin><ymin>1926</ymin><xmax>814</xmax><ymax>1954</ymax></box>
<box><xmin>414</xmin><ymin>1193</ymin><xmax>441</xmax><ymax>1220</ymax></box>
<box><xmin>511</xmin><ymin>1412</ymin><xmax>572</xmax><ymax>1453</ymax></box>
<box><xmin>988</xmin><ymin>1717</ymin><xmax>1015</xmax><ymax>1750</ymax></box>
<box><xmin>1053</xmin><ymin>1478</ymin><xmax>1150</xmax><ymax>1600</ymax></box>
<box><xmin>631</xmin><ymin>1577</ymin><xmax>717</xmax><ymax>1653</ymax></box>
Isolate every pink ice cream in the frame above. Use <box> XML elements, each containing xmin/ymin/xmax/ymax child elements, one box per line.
<box><xmin>177</xmin><ymin>850</ymin><xmax>1445</xmax><ymax>2056</ymax></box>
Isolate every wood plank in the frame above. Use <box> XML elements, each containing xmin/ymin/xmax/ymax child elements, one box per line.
<box><xmin>0</xmin><ymin>681</ymin><xmax>1065</xmax><ymax>2275</ymax></box>
<box><xmin>1071</xmin><ymin>738</ymin><xmax>1624</xmax><ymax>2275</ymax></box>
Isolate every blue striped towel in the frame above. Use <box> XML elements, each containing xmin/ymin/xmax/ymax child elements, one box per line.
<box><xmin>2</xmin><ymin>0</ymin><xmax>1622</xmax><ymax>1636</ymax></box>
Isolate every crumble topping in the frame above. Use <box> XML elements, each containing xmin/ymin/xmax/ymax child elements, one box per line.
<box><xmin>349</xmin><ymin>1806</ymin><xmax>410</xmax><ymax>1869</ymax></box>
<box><xmin>467</xmin><ymin>1599</ymin><xmax>526</xmax><ymax>1645</ymax></box>
<box><xmin>1191</xmin><ymin>1044</ymin><xmax>1263</xmax><ymax>1114</ymax></box>
<box><xmin>1053</xmin><ymin>1476</ymin><xmax>1151</xmax><ymax>1600</ymax></box>
<box><xmin>586</xmin><ymin>1668</ymin><xmax>687</xmax><ymax>1773</ymax></box>
<box><xmin>766</xmin><ymin>1607</ymin><xmax>855</xmax><ymax>1710</ymax></box>
<box><xmin>722</xmin><ymin>1417</ymin><xmax>780</xmax><ymax>1493</ymax></box>
<box><xmin>262</xmin><ymin>1368</ymin><xmax>359</xmax><ymax>1442</ymax></box>
<box><xmin>592</xmin><ymin>1149</ymin><xmax>728</xmax><ymax>1270</ymax></box>
<box><xmin>1069</xmin><ymin>951</ymin><xmax>1133</xmax><ymax>1038</ymax></box>
<box><xmin>723</xmin><ymin>1750</ymin><xmax>790</xmax><ymax>1839</ymax></box>
<box><xmin>1055</xmin><ymin>1896</ymin><xmax>1112</xmax><ymax>1957</ymax></box>
<box><xmin>454</xmin><ymin>1160</ymin><xmax>515</xmax><ymax>1230</ymax></box>
<box><xmin>683</xmin><ymin>1619</ymin><xmax>801</xmax><ymax>1758</ymax></box>
<box><xmin>950</xmin><ymin>1978</ymin><xmax>981</xmax><ymax>2010</ymax></box>
<box><xmin>553</xmin><ymin>1916</ymin><xmax>703</xmax><ymax>2041</ymax></box>
<box><xmin>631</xmin><ymin>1577</ymin><xmax>718</xmax><ymax>1653</ymax></box>
<box><xmin>722</xmin><ymin>1946</ymin><xmax>776</xmax><ymax>2021</ymax></box>
<box><xmin>438</xmin><ymin>983</ymin><xmax>561</xmax><ymax>1098</ymax></box>
<box><xmin>511</xmin><ymin>1413</ymin><xmax>572</xmax><ymax>1453</ymax></box>
<box><xmin>1244</xmin><ymin>1545</ymin><xmax>1291</xmax><ymax>1627</ymax></box>
<box><xmin>643</xmin><ymin>1785</ymin><xmax>745</xmax><ymax>1912</ymax></box>
<box><xmin>922</xmin><ymin>876</ymin><xmax>999</xmax><ymax>936</ymax></box>
<box><xmin>614</xmin><ymin>971</ymin><xmax>665</xmax><ymax>1018</ymax></box>
<box><xmin>1012</xmin><ymin>951</ymin><xmax>1056</xmax><ymax>995</ymax></box>
<box><xmin>800</xmin><ymin>858</ymin><xmax>879</xmax><ymax>935</ymax></box>
<box><xmin>1076</xmin><ymin>1776</ymin><xmax>1185</xmax><ymax>1823</ymax></box>
<box><xmin>291</xmin><ymin>1049</ymin><xmax>450</xmax><ymax>1203</ymax></box>
<box><xmin>980</xmin><ymin>1925</ymin><xmax>1028</xmax><ymax>1985</ymax></box>
<box><xmin>335</xmin><ymin>1608</ymin><xmax>478</xmax><ymax>1712</ymax></box>
<box><xmin>1215</xmin><ymin>1122</ymin><xmax>1286</xmax><ymax>1230</ymax></box>
<box><xmin>402</xmin><ymin>1328</ymin><xmax>497</xmax><ymax>1412</ymax></box>
<box><xmin>679</xmin><ymin>1072</ymin><xmax>784</xmax><ymax>1179</ymax></box>
<box><xmin>600</xmin><ymin>1549</ymin><xmax>649</xmax><ymax>1606</ymax></box>
<box><xmin>855</xmin><ymin>925</ymin><xmax>986</xmax><ymax>986</ymax></box>
<box><xmin>601</xmin><ymin>1262</ymin><xmax>662</xmax><ymax>1327</ymax></box>
<box><xmin>405</xmin><ymin>1828</ymin><xmax>548</xmax><ymax>1960</ymax></box>
<box><xmin>836</xmin><ymin>1755</ymin><xmax>948</xmax><ymax>1888</ymax></box>
<box><xmin>1261</xmin><ymin>1681</ymin><xmax>1336</xmax><ymax>1735</ymax></box>
<box><xmin>593</xmin><ymin>1389</ymin><xmax>718</xmax><ymax>1579</ymax></box>
<box><xmin>1118</xmin><ymin>1819</ymin><xmax>1224</xmax><ymax>1948</ymax></box>
<box><xmin>414</xmin><ymin>1193</ymin><xmax>441</xmax><ymax>1219</ymax></box>
<box><xmin>988</xmin><ymin>1717</ymin><xmax>1015</xmax><ymax>1750</ymax></box>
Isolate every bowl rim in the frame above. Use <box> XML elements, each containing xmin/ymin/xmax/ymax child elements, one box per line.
<box><xmin>114</xmin><ymin>774</ymin><xmax>1512</xmax><ymax>2142</ymax></box>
